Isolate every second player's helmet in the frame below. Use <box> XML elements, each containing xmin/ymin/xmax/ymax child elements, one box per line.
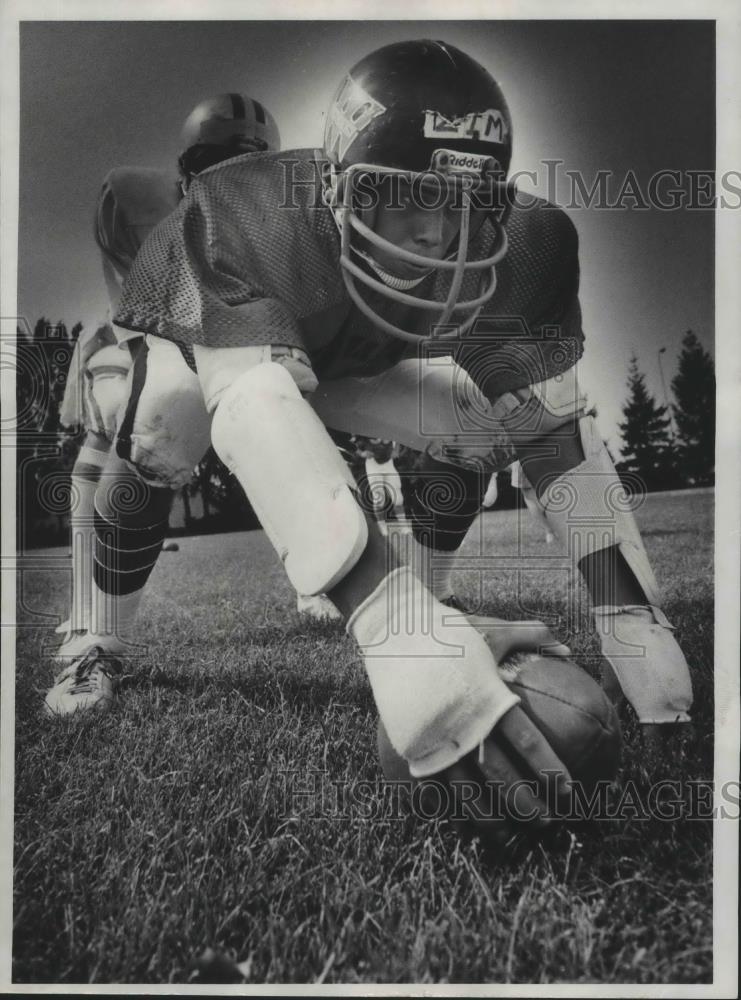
<box><xmin>323</xmin><ymin>39</ymin><xmax>513</xmax><ymax>342</ymax></box>
<box><xmin>179</xmin><ymin>93</ymin><xmax>280</xmax><ymax>182</ymax></box>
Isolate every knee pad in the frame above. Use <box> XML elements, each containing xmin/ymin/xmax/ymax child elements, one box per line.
<box><xmin>115</xmin><ymin>336</ymin><xmax>211</xmax><ymax>489</ymax></box>
<box><xmin>84</xmin><ymin>344</ymin><xmax>132</xmax><ymax>441</ymax></box>
<box><xmin>211</xmin><ymin>362</ymin><xmax>368</xmax><ymax>596</ymax></box>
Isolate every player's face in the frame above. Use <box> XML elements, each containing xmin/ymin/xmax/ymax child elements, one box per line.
<box><xmin>367</xmin><ymin>178</ymin><xmax>464</xmax><ymax>280</ymax></box>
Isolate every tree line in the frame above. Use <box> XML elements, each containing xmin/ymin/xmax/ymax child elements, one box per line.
<box><xmin>14</xmin><ymin>320</ymin><xmax>714</xmax><ymax>548</ymax></box>
<box><xmin>616</xmin><ymin>330</ymin><xmax>715</xmax><ymax>492</ymax></box>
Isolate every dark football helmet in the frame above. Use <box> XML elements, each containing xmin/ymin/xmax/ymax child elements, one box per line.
<box><xmin>178</xmin><ymin>93</ymin><xmax>280</xmax><ymax>185</ymax></box>
<box><xmin>323</xmin><ymin>39</ymin><xmax>512</xmax><ymax>343</ymax></box>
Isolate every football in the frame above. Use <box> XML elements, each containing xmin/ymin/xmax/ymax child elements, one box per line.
<box><xmin>377</xmin><ymin>653</ymin><xmax>622</xmax><ymax>799</ymax></box>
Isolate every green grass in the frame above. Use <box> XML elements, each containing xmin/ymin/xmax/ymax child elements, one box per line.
<box><xmin>13</xmin><ymin>490</ymin><xmax>714</xmax><ymax>984</ymax></box>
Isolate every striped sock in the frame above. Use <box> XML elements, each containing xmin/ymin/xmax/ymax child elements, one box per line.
<box><xmin>69</xmin><ymin>435</ymin><xmax>110</xmax><ymax>632</ymax></box>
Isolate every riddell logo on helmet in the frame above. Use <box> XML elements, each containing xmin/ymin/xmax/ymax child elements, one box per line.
<box><xmin>431</xmin><ymin>149</ymin><xmax>491</xmax><ymax>174</ymax></box>
<box><xmin>423</xmin><ymin>109</ymin><xmax>509</xmax><ymax>144</ymax></box>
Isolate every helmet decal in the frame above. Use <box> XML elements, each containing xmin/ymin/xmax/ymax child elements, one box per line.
<box><xmin>423</xmin><ymin>108</ymin><xmax>510</xmax><ymax>144</ymax></box>
<box><xmin>325</xmin><ymin>75</ymin><xmax>386</xmax><ymax>163</ymax></box>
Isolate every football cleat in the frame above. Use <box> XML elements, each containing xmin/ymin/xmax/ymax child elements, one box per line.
<box><xmin>43</xmin><ymin>645</ymin><xmax>123</xmax><ymax>717</ymax></box>
<box><xmin>296</xmin><ymin>593</ymin><xmax>342</xmax><ymax>622</ymax></box>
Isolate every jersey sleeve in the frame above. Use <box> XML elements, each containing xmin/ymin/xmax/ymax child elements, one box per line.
<box><xmin>456</xmin><ymin>204</ymin><xmax>584</xmax><ymax>403</ymax></box>
<box><xmin>113</xmin><ymin>172</ymin><xmax>305</xmax><ymax>351</ymax></box>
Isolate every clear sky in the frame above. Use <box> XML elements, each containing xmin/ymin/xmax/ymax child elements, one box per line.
<box><xmin>17</xmin><ymin>19</ymin><xmax>714</xmax><ymax>450</ymax></box>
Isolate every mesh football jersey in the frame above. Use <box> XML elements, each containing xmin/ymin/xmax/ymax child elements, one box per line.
<box><xmin>115</xmin><ymin>149</ymin><xmax>584</xmax><ymax>401</ymax></box>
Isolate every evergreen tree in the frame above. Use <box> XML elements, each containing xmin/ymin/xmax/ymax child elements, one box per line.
<box><xmin>671</xmin><ymin>329</ymin><xmax>715</xmax><ymax>486</ymax></box>
<box><xmin>16</xmin><ymin>318</ymin><xmax>83</xmax><ymax>548</ymax></box>
<box><xmin>617</xmin><ymin>355</ymin><xmax>676</xmax><ymax>492</ymax></box>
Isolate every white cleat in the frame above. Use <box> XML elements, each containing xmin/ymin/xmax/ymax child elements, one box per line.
<box><xmin>43</xmin><ymin>645</ymin><xmax>123</xmax><ymax>717</ymax></box>
<box><xmin>592</xmin><ymin>604</ymin><xmax>693</xmax><ymax>724</ymax></box>
<box><xmin>296</xmin><ymin>593</ymin><xmax>342</xmax><ymax>622</ymax></box>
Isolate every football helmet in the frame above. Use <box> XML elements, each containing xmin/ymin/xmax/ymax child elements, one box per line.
<box><xmin>178</xmin><ymin>93</ymin><xmax>280</xmax><ymax>183</ymax></box>
<box><xmin>323</xmin><ymin>40</ymin><xmax>512</xmax><ymax>343</ymax></box>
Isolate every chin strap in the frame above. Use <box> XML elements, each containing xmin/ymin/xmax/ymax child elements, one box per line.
<box><xmin>361</xmin><ymin>252</ymin><xmax>431</xmax><ymax>290</ymax></box>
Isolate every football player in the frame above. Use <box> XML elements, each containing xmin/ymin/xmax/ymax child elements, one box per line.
<box><xmin>48</xmin><ymin>93</ymin><xmax>280</xmax><ymax>677</ymax></box>
<box><xmin>53</xmin><ymin>41</ymin><xmax>692</xmax><ymax>832</ymax></box>
<box><xmin>56</xmin><ymin>162</ymin><xmax>183</xmax><ymax>640</ymax></box>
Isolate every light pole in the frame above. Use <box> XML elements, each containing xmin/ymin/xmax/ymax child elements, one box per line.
<box><xmin>657</xmin><ymin>346</ymin><xmax>677</xmax><ymax>440</ymax></box>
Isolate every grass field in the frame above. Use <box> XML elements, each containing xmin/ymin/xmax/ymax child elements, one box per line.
<box><xmin>12</xmin><ymin>490</ymin><xmax>715</xmax><ymax>985</ymax></box>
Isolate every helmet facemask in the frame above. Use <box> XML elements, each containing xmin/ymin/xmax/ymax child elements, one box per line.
<box><xmin>324</xmin><ymin>161</ymin><xmax>509</xmax><ymax>344</ymax></box>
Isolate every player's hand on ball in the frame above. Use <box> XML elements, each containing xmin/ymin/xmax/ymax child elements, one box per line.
<box><xmin>377</xmin><ymin>653</ymin><xmax>622</xmax><ymax>847</ymax></box>
<box><xmin>439</xmin><ymin>704</ymin><xmax>573</xmax><ymax>843</ymax></box>
<box><xmin>357</xmin><ymin>569</ymin><xmax>620</xmax><ymax>848</ymax></box>
<box><xmin>442</xmin><ymin>621</ymin><xmax>574</xmax><ymax>843</ymax></box>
